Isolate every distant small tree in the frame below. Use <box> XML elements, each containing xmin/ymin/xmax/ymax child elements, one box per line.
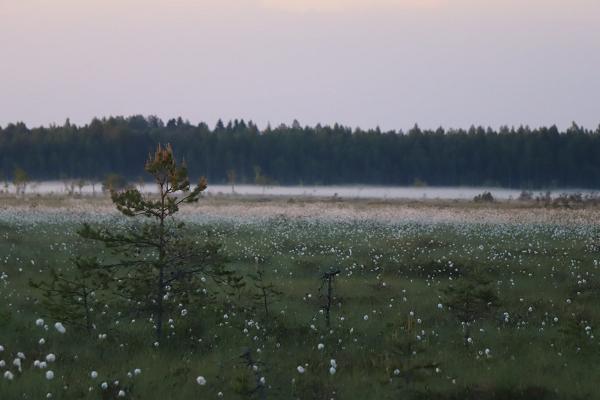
<box><xmin>63</xmin><ymin>178</ymin><xmax>76</xmax><ymax>196</ymax></box>
<box><xmin>253</xmin><ymin>166</ymin><xmax>275</xmax><ymax>194</ymax></box>
<box><xmin>473</xmin><ymin>191</ymin><xmax>494</xmax><ymax>203</ymax></box>
<box><xmin>13</xmin><ymin>167</ymin><xmax>29</xmax><ymax>195</ymax></box>
<box><xmin>80</xmin><ymin>144</ymin><xmax>231</xmax><ymax>342</ymax></box>
<box><xmin>227</xmin><ymin>169</ymin><xmax>237</xmax><ymax>194</ymax></box>
<box><xmin>76</xmin><ymin>179</ymin><xmax>86</xmax><ymax>195</ymax></box>
<box><xmin>441</xmin><ymin>275</ymin><xmax>499</xmax><ymax>345</ymax></box>
<box><xmin>249</xmin><ymin>268</ymin><xmax>281</xmax><ymax>320</ymax></box>
<box><xmin>91</xmin><ymin>181</ymin><xmax>98</xmax><ymax>197</ymax></box>
<box><xmin>102</xmin><ymin>173</ymin><xmax>128</xmax><ymax>193</ymax></box>
<box><xmin>518</xmin><ymin>190</ymin><xmax>533</xmax><ymax>201</ymax></box>
<box><xmin>254</xmin><ymin>166</ymin><xmax>266</xmax><ymax>186</ymax></box>
<box><xmin>388</xmin><ymin>314</ymin><xmax>439</xmax><ymax>386</ymax></box>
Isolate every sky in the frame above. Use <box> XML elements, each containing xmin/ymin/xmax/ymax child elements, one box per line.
<box><xmin>0</xmin><ymin>0</ymin><xmax>599</xmax><ymax>131</ymax></box>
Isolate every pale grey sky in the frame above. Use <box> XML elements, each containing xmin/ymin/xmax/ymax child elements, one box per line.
<box><xmin>1</xmin><ymin>0</ymin><xmax>599</xmax><ymax>130</ymax></box>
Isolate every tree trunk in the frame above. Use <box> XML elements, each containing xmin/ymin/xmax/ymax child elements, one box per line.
<box><xmin>262</xmin><ymin>287</ymin><xmax>269</xmax><ymax>318</ymax></box>
<box><xmin>83</xmin><ymin>287</ymin><xmax>92</xmax><ymax>335</ymax></box>
<box><xmin>155</xmin><ymin>181</ymin><xmax>167</xmax><ymax>343</ymax></box>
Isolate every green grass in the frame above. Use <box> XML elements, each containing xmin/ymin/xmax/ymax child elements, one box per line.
<box><xmin>0</xmin><ymin>213</ymin><xmax>599</xmax><ymax>399</ymax></box>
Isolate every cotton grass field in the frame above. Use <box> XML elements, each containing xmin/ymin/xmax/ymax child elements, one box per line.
<box><xmin>1</xmin><ymin>196</ymin><xmax>599</xmax><ymax>399</ymax></box>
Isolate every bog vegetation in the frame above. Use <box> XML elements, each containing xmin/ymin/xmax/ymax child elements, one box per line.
<box><xmin>0</xmin><ymin>146</ymin><xmax>599</xmax><ymax>399</ymax></box>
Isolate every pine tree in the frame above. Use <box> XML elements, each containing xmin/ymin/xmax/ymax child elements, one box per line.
<box><xmin>441</xmin><ymin>275</ymin><xmax>499</xmax><ymax>346</ymax></box>
<box><xmin>79</xmin><ymin>144</ymin><xmax>229</xmax><ymax>342</ymax></box>
<box><xmin>13</xmin><ymin>167</ymin><xmax>29</xmax><ymax>195</ymax></box>
<box><xmin>227</xmin><ymin>169</ymin><xmax>237</xmax><ymax>193</ymax></box>
<box><xmin>249</xmin><ymin>268</ymin><xmax>281</xmax><ymax>320</ymax></box>
<box><xmin>30</xmin><ymin>257</ymin><xmax>108</xmax><ymax>335</ymax></box>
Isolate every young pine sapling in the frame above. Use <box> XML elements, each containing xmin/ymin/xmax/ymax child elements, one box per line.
<box><xmin>79</xmin><ymin>144</ymin><xmax>230</xmax><ymax>343</ymax></box>
<box><xmin>30</xmin><ymin>257</ymin><xmax>108</xmax><ymax>335</ymax></box>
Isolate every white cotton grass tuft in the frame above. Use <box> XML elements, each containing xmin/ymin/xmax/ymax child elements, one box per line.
<box><xmin>329</xmin><ymin>366</ymin><xmax>336</xmax><ymax>375</ymax></box>
<box><xmin>317</xmin><ymin>343</ymin><xmax>324</xmax><ymax>350</ymax></box>
<box><xmin>45</xmin><ymin>353</ymin><xmax>56</xmax><ymax>363</ymax></box>
<box><xmin>54</xmin><ymin>322</ymin><xmax>66</xmax><ymax>334</ymax></box>
<box><xmin>90</xmin><ymin>371</ymin><xmax>98</xmax><ymax>379</ymax></box>
<box><xmin>196</xmin><ymin>376</ymin><xmax>207</xmax><ymax>385</ymax></box>
<box><xmin>4</xmin><ymin>371</ymin><xmax>14</xmax><ymax>380</ymax></box>
<box><xmin>36</xmin><ymin>318</ymin><xmax>45</xmax><ymax>327</ymax></box>
<box><xmin>296</xmin><ymin>365</ymin><xmax>305</xmax><ymax>374</ymax></box>
<box><xmin>45</xmin><ymin>370</ymin><xmax>54</xmax><ymax>380</ymax></box>
<box><xmin>118</xmin><ymin>390</ymin><xmax>126</xmax><ymax>397</ymax></box>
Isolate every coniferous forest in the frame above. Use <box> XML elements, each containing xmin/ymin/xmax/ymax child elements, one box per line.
<box><xmin>2</xmin><ymin>115</ymin><xmax>600</xmax><ymax>188</ymax></box>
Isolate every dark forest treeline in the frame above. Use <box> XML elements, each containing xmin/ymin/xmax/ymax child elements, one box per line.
<box><xmin>1</xmin><ymin>115</ymin><xmax>600</xmax><ymax>188</ymax></box>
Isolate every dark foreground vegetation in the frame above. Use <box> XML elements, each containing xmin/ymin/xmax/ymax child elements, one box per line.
<box><xmin>2</xmin><ymin>116</ymin><xmax>600</xmax><ymax>188</ymax></box>
<box><xmin>1</xmin><ymin>204</ymin><xmax>599</xmax><ymax>399</ymax></box>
